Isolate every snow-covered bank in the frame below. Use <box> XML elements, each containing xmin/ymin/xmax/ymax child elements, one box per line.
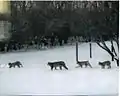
<box><xmin>0</xmin><ymin>42</ymin><xmax>119</xmax><ymax>95</ymax></box>
<box><xmin>0</xmin><ymin>68</ymin><xmax>118</xmax><ymax>95</ymax></box>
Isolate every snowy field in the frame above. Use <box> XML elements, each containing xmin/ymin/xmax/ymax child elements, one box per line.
<box><xmin>0</xmin><ymin>42</ymin><xmax>119</xmax><ymax>95</ymax></box>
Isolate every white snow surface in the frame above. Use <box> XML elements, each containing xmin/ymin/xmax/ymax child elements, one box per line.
<box><xmin>0</xmin><ymin>42</ymin><xmax>119</xmax><ymax>95</ymax></box>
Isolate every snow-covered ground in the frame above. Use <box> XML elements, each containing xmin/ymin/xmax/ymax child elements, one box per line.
<box><xmin>0</xmin><ymin>42</ymin><xmax>119</xmax><ymax>95</ymax></box>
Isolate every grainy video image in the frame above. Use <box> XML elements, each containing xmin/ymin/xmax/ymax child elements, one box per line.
<box><xmin>0</xmin><ymin>1</ymin><xmax>119</xmax><ymax>96</ymax></box>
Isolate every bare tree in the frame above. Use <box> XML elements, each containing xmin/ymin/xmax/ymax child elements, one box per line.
<box><xmin>97</xmin><ymin>40</ymin><xmax>119</xmax><ymax>67</ymax></box>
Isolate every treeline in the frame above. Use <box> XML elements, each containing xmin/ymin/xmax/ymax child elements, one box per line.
<box><xmin>0</xmin><ymin>1</ymin><xmax>119</xmax><ymax>49</ymax></box>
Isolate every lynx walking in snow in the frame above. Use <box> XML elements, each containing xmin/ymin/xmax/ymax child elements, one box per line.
<box><xmin>98</xmin><ymin>61</ymin><xmax>111</xmax><ymax>69</ymax></box>
<box><xmin>8</xmin><ymin>61</ymin><xmax>23</xmax><ymax>68</ymax></box>
<box><xmin>76</xmin><ymin>61</ymin><xmax>92</xmax><ymax>68</ymax></box>
<box><xmin>47</xmin><ymin>61</ymin><xmax>68</xmax><ymax>70</ymax></box>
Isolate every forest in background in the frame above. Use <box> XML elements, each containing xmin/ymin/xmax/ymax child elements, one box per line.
<box><xmin>9</xmin><ymin>1</ymin><xmax>118</xmax><ymax>42</ymax></box>
<box><xmin>0</xmin><ymin>1</ymin><xmax>119</xmax><ymax>66</ymax></box>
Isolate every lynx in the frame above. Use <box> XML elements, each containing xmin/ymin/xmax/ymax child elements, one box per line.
<box><xmin>99</xmin><ymin>61</ymin><xmax>111</xmax><ymax>69</ymax></box>
<box><xmin>8</xmin><ymin>61</ymin><xmax>23</xmax><ymax>68</ymax></box>
<box><xmin>47</xmin><ymin>61</ymin><xmax>68</xmax><ymax>70</ymax></box>
<box><xmin>76</xmin><ymin>61</ymin><xmax>92</xmax><ymax>68</ymax></box>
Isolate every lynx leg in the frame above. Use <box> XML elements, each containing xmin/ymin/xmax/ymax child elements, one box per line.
<box><xmin>17</xmin><ymin>65</ymin><xmax>20</xmax><ymax>68</ymax></box>
<box><xmin>101</xmin><ymin>66</ymin><xmax>105</xmax><ymax>69</ymax></box>
<box><xmin>55</xmin><ymin>66</ymin><xmax>57</xmax><ymax>70</ymax></box>
<box><xmin>60</xmin><ymin>66</ymin><xmax>62</xmax><ymax>70</ymax></box>
<box><xmin>88</xmin><ymin>64</ymin><xmax>92</xmax><ymax>68</ymax></box>
<box><xmin>20</xmin><ymin>64</ymin><xmax>23</xmax><ymax>67</ymax></box>
<box><xmin>85</xmin><ymin>64</ymin><xmax>87</xmax><ymax>68</ymax></box>
<box><xmin>51</xmin><ymin>66</ymin><xmax>54</xmax><ymax>70</ymax></box>
<box><xmin>63</xmin><ymin>65</ymin><xmax>68</xmax><ymax>70</ymax></box>
<box><xmin>9</xmin><ymin>65</ymin><xmax>12</xmax><ymax>68</ymax></box>
<box><xmin>108</xmin><ymin>65</ymin><xmax>111</xmax><ymax>69</ymax></box>
<box><xmin>14</xmin><ymin>65</ymin><xmax>16</xmax><ymax>68</ymax></box>
<box><xmin>80</xmin><ymin>65</ymin><xmax>83</xmax><ymax>68</ymax></box>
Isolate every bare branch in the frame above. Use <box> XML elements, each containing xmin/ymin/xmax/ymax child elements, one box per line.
<box><xmin>97</xmin><ymin>42</ymin><xmax>107</xmax><ymax>50</ymax></box>
<box><xmin>97</xmin><ymin>41</ymin><xmax>115</xmax><ymax>58</ymax></box>
<box><xmin>111</xmin><ymin>40</ymin><xmax>117</xmax><ymax>56</ymax></box>
<box><xmin>114</xmin><ymin>38</ymin><xmax>119</xmax><ymax>50</ymax></box>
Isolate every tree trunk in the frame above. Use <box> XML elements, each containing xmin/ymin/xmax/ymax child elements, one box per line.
<box><xmin>97</xmin><ymin>42</ymin><xmax>119</xmax><ymax>67</ymax></box>
<box><xmin>115</xmin><ymin>58</ymin><xmax>119</xmax><ymax>67</ymax></box>
<box><xmin>114</xmin><ymin>38</ymin><xmax>119</xmax><ymax>51</ymax></box>
<box><xmin>111</xmin><ymin>41</ymin><xmax>114</xmax><ymax>61</ymax></box>
<box><xmin>76</xmin><ymin>41</ymin><xmax>78</xmax><ymax>63</ymax></box>
<box><xmin>59</xmin><ymin>39</ymin><xmax>62</xmax><ymax>46</ymax></box>
<box><xmin>64</xmin><ymin>39</ymin><xmax>68</xmax><ymax>44</ymax></box>
<box><xmin>90</xmin><ymin>42</ymin><xmax>92</xmax><ymax>58</ymax></box>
